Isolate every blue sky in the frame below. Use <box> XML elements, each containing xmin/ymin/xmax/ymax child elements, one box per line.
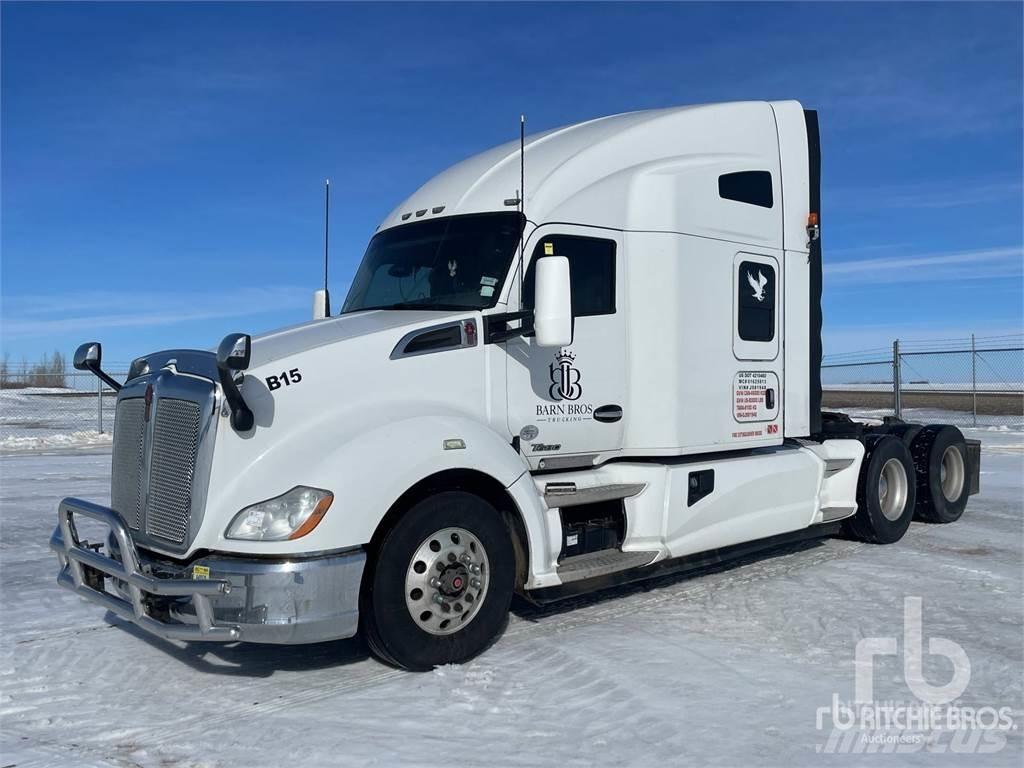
<box><xmin>2</xmin><ymin>1</ymin><xmax>1022</xmax><ymax>365</ymax></box>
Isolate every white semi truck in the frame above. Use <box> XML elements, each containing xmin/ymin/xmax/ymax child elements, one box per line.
<box><xmin>53</xmin><ymin>101</ymin><xmax>980</xmax><ymax>670</ymax></box>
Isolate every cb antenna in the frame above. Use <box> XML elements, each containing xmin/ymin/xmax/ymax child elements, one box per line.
<box><xmin>323</xmin><ymin>178</ymin><xmax>331</xmax><ymax>315</ymax></box>
<box><xmin>518</xmin><ymin>113</ymin><xmax>525</xmax><ymax>307</ymax></box>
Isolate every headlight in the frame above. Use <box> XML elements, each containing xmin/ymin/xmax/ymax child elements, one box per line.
<box><xmin>226</xmin><ymin>486</ymin><xmax>333</xmax><ymax>541</ymax></box>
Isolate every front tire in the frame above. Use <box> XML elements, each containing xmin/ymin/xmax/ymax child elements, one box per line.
<box><xmin>361</xmin><ymin>491</ymin><xmax>515</xmax><ymax>671</ymax></box>
<box><xmin>844</xmin><ymin>435</ymin><xmax>917</xmax><ymax>544</ymax></box>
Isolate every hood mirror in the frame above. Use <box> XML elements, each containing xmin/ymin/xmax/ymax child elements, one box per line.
<box><xmin>217</xmin><ymin>333</ymin><xmax>251</xmax><ymax>371</ymax></box>
<box><xmin>73</xmin><ymin>341</ymin><xmax>122</xmax><ymax>392</ymax></box>
<box><xmin>216</xmin><ymin>333</ymin><xmax>254</xmax><ymax>432</ymax></box>
<box><xmin>73</xmin><ymin>342</ymin><xmax>101</xmax><ymax>371</ymax></box>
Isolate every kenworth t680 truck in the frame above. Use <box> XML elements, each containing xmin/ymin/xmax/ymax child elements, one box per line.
<box><xmin>53</xmin><ymin>101</ymin><xmax>980</xmax><ymax>670</ymax></box>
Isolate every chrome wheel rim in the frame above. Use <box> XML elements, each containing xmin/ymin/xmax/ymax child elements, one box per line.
<box><xmin>940</xmin><ymin>446</ymin><xmax>965</xmax><ymax>502</ymax></box>
<box><xmin>404</xmin><ymin>526</ymin><xmax>489</xmax><ymax>636</ymax></box>
<box><xmin>878</xmin><ymin>458</ymin><xmax>908</xmax><ymax>522</ymax></box>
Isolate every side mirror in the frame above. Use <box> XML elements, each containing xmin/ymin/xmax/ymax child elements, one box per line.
<box><xmin>74</xmin><ymin>342</ymin><xmax>101</xmax><ymax>371</ymax></box>
<box><xmin>217</xmin><ymin>333</ymin><xmax>251</xmax><ymax>371</ymax></box>
<box><xmin>312</xmin><ymin>289</ymin><xmax>331</xmax><ymax>320</ymax></box>
<box><xmin>73</xmin><ymin>341</ymin><xmax>122</xmax><ymax>391</ymax></box>
<box><xmin>533</xmin><ymin>255</ymin><xmax>573</xmax><ymax>348</ymax></box>
<box><xmin>216</xmin><ymin>333</ymin><xmax>254</xmax><ymax>432</ymax></box>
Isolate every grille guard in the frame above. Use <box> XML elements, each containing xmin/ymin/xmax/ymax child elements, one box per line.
<box><xmin>50</xmin><ymin>497</ymin><xmax>240</xmax><ymax>641</ymax></box>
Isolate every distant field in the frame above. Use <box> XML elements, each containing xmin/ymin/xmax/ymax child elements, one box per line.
<box><xmin>823</xmin><ymin>387</ymin><xmax>1024</xmax><ymax>415</ymax></box>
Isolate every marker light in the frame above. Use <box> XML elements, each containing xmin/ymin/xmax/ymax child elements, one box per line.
<box><xmin>226</xmin><ymin>486</ymin><xmax>333</xmax><ymax>541</ymax></box>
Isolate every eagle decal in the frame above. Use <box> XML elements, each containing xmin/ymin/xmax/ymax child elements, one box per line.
<box><xmin>747</xmin><ymin>269</ymin><xmax>768</xmax><ymax>302</ymax></box>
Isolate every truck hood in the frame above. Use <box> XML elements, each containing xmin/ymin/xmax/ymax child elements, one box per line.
<box><xmin>249</xmin><ymin>309</ymin><xmax>466</xmax><ymax>368</ymax></box>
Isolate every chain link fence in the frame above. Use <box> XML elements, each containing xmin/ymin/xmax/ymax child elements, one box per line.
<box><xmin>0</xmin><ymin>363</ymin><xmax>127</xmax><ymax>450</ymax></box>
<box><xmin>822</xmin><ymin>334</ymin><xmax>1024</xmax><ymax>428</ymax></box>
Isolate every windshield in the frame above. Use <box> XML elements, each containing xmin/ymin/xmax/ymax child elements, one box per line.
<box><xmin>342</xmin><ymin>212</ymin><xmax>525</xmax><ymax>313</ymax></box>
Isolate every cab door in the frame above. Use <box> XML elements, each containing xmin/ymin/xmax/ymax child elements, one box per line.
<box><xmin>731</xmin><ymin>251</ymin><xmax>783</xmax><ymax>436</ymax></box>
<box><xmin>506</xmin><ymin>225</ymin><xmax>627</xmax><ymax>467</ymax></box>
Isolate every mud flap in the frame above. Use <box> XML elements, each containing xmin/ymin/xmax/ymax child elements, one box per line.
<box><xmin>965</xmin><ymin>439</ymin><xmax>981</xmax><ymax>495</ymax></box>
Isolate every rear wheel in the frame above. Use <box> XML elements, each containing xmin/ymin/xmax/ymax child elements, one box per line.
<box><xmin>361</xmin><ymin>491</ymin><xmax>515</xmax><ymax>671</ymax></box>
<box><xmin>910</xmin><ymin>425</ymin><xmax>969</xmax><ymax>524</ymax></box>
<box><xmin>844</xmin><ymin>435</ymin><xmax>917</xmax><ymax>544</ymax></box>
<box><xmin>885</xmin><ymin>422</ymin><xmax>923</xmax><ymax>447</ymax></box>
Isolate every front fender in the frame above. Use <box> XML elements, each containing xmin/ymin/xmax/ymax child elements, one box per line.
<box><xmin>202</xmin><ymin>406</ymin><xmax>537</xmax><ymax>556</ymax></box>
<box><xmin>306</xmin><ymin>411</ymin><xmax>531</xmax><ymax>546</ymax></box>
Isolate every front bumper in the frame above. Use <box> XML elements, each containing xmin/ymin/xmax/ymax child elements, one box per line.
<box><xmin>50</xmin><ymin>497</ymin><xmax>365</xmax><ymax>644</ymax></box>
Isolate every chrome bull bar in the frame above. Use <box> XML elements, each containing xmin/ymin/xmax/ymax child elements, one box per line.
<box><xmin>50</xmin><ymin>497</ymin><xmax>240</xmax><ymax>641</ymax></box>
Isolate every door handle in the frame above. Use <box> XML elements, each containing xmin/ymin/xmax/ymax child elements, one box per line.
<box><xmin>765</xmin><ymin>388</ymin><xmax>775</xmax><ymax>410</ymax></box>
<box><xmin>594</xmin><ymin>405</ymin><xmax>623</xmax><ymax>423</ymax></box>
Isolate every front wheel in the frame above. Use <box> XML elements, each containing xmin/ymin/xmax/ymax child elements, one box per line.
<box><xmin>361</xmin><ymin>491</ymin><xmax>515</xmax><ymax>671</ymax></box>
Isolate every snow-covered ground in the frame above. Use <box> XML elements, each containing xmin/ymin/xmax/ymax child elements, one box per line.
<box><xmin>1</xmin><ymin>416</ymin><xmax>1021</xmax><ymax>767</ymax></box>
<box><xmin>0</xmin><ymin>389</ymin><xmax>114</xmax><ymax>453</ymax></box>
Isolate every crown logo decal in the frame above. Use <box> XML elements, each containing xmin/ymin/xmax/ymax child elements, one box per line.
<box><xmin>549</xmin><ymin>349</ymin><xmax>582</xmax><ymax>401</ymax></box>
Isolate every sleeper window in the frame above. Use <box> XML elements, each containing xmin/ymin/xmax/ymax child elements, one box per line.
<box><xmin>523</xmin><ymin>236</ymin><xmax>616</xmax><ymax>317</ymax></box>
<box><xmin>737</xmin><ymin>261</ymin><xmax>775</xmax><ymax>342</ymax></box>
<box><xmin>719</xmin><ymin>171</ymin><xmax>774</xmax><ymax>208</ymax></box>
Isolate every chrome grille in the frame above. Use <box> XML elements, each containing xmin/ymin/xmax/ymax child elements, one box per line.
<box><xmin>145</xmin><ymin>399</ymin><xmax>202</xmax><ymax>544</ymax></box>
<box><xmin>107</xmin><ymin>357</ymin><xmax>218</xmax><ymax>553</ymax></box>
<box><xmin>110</xmin><ymin>398</ymin><xmax>146</xmax><ymax>529</ymax></box>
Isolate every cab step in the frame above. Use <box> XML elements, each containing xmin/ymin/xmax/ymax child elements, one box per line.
<box><xmin>556</xmin><ymin>549</ymin><xmax>659</xmax><ymax>584</ymax></box>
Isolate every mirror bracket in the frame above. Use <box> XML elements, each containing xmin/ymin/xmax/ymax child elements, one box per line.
<box><xmin>216</xmin><ymin>334</ymin><xmax>255</xmax><ymax>431</ymax></box>
<box><xmin>73</xmin><ymin>342</ymin><xmax>122</xmax><ymax>392</ymax></box>
<box><xmin>483</xmin><ymin>311</ymin><xmax>534</xmax><ymax>344</ymax></box>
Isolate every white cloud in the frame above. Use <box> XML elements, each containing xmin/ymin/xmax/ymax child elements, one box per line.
<box><xmin>824</xmin><ymin>246</ymin><xmax>1023</xmax><ymax>285</ymax></box>
<box><xmin>829</xmin><ymin>177</ymin><xmax>1022</xmax><ymax>212</ymax></box>
<box><xmin>1</xmin><ymin>286</ymin><xmax>312</xmax><ymax>340</ymax></box>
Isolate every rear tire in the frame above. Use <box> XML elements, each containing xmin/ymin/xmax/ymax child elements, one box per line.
<box><xmin>910</xmin><ymin>425</ymin><xmax>969</xmax><ymax>524</ymax></box>
<box><xmin>843</xmin><ymin>435</ymin><xmax>917</xmax><ymax>544</ymax></box>
<box><xmin>360</xmin><ymin>491</ymin><xmax>515</xmax><ymax>671</ymax></box>
<box><xmin>886</xmin><ymin>422</ymin><xmax>923</xmax><ymax>447</ymax></box>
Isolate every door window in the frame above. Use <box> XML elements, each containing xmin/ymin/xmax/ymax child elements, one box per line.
<box><xmin>523</xmin><ymin>235</ymin><xmax>616</xmax><ymax>317</ymax></box>
<box><xmin>737</xmin><ymin>260</ymin><xmax>776</xmax><ymax>342</ymax></box>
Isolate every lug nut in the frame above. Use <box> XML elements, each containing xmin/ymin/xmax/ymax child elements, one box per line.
<box><xmin>459</xmin><ymin>553</ymin><xmax>472</xmax><ymax>564</ymax></box>
<box><xmin>470</xmin><ymin>578</ymin><xmax>481</xmax><ymax>589</ymax></box>
<box><xmin>432</xmin><ymin>592</ymin><xmax>444</xmax><ymax>605</ymax></box>
<box><xmin>468</xmin><ymin>564</ymin><xmax>480</xmax><ymax>575</ymax></box>
<box><xmin>429</xmin><ymin>577</ymin><xmax>440</xmax><ymax>588</ymax></box>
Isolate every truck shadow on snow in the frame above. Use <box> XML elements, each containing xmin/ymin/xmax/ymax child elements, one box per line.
<box><xmin>511</xmin><ymin>537</ymin><xmax>830</xmax><ymax>622</ymax></box>
<box><xmin>101</xmin><ymin>614</ymin><xmax>372</xmax><ymax>676</ymax></box>
<box><xmin>100</xmin><ymin>537</ymin><xmax>831</xmax><ymax>675</ymax></box>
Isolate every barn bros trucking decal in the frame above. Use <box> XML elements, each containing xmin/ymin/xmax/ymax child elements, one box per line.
<box><xmin>535</xmin><ymin>349</ymin><xmax>595</xmax><ymax>423</ymax></box>
<box><xmin>733</xmin><ymin>370</ymin><xmax>780</xmax><ymax>424</ymax></box>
